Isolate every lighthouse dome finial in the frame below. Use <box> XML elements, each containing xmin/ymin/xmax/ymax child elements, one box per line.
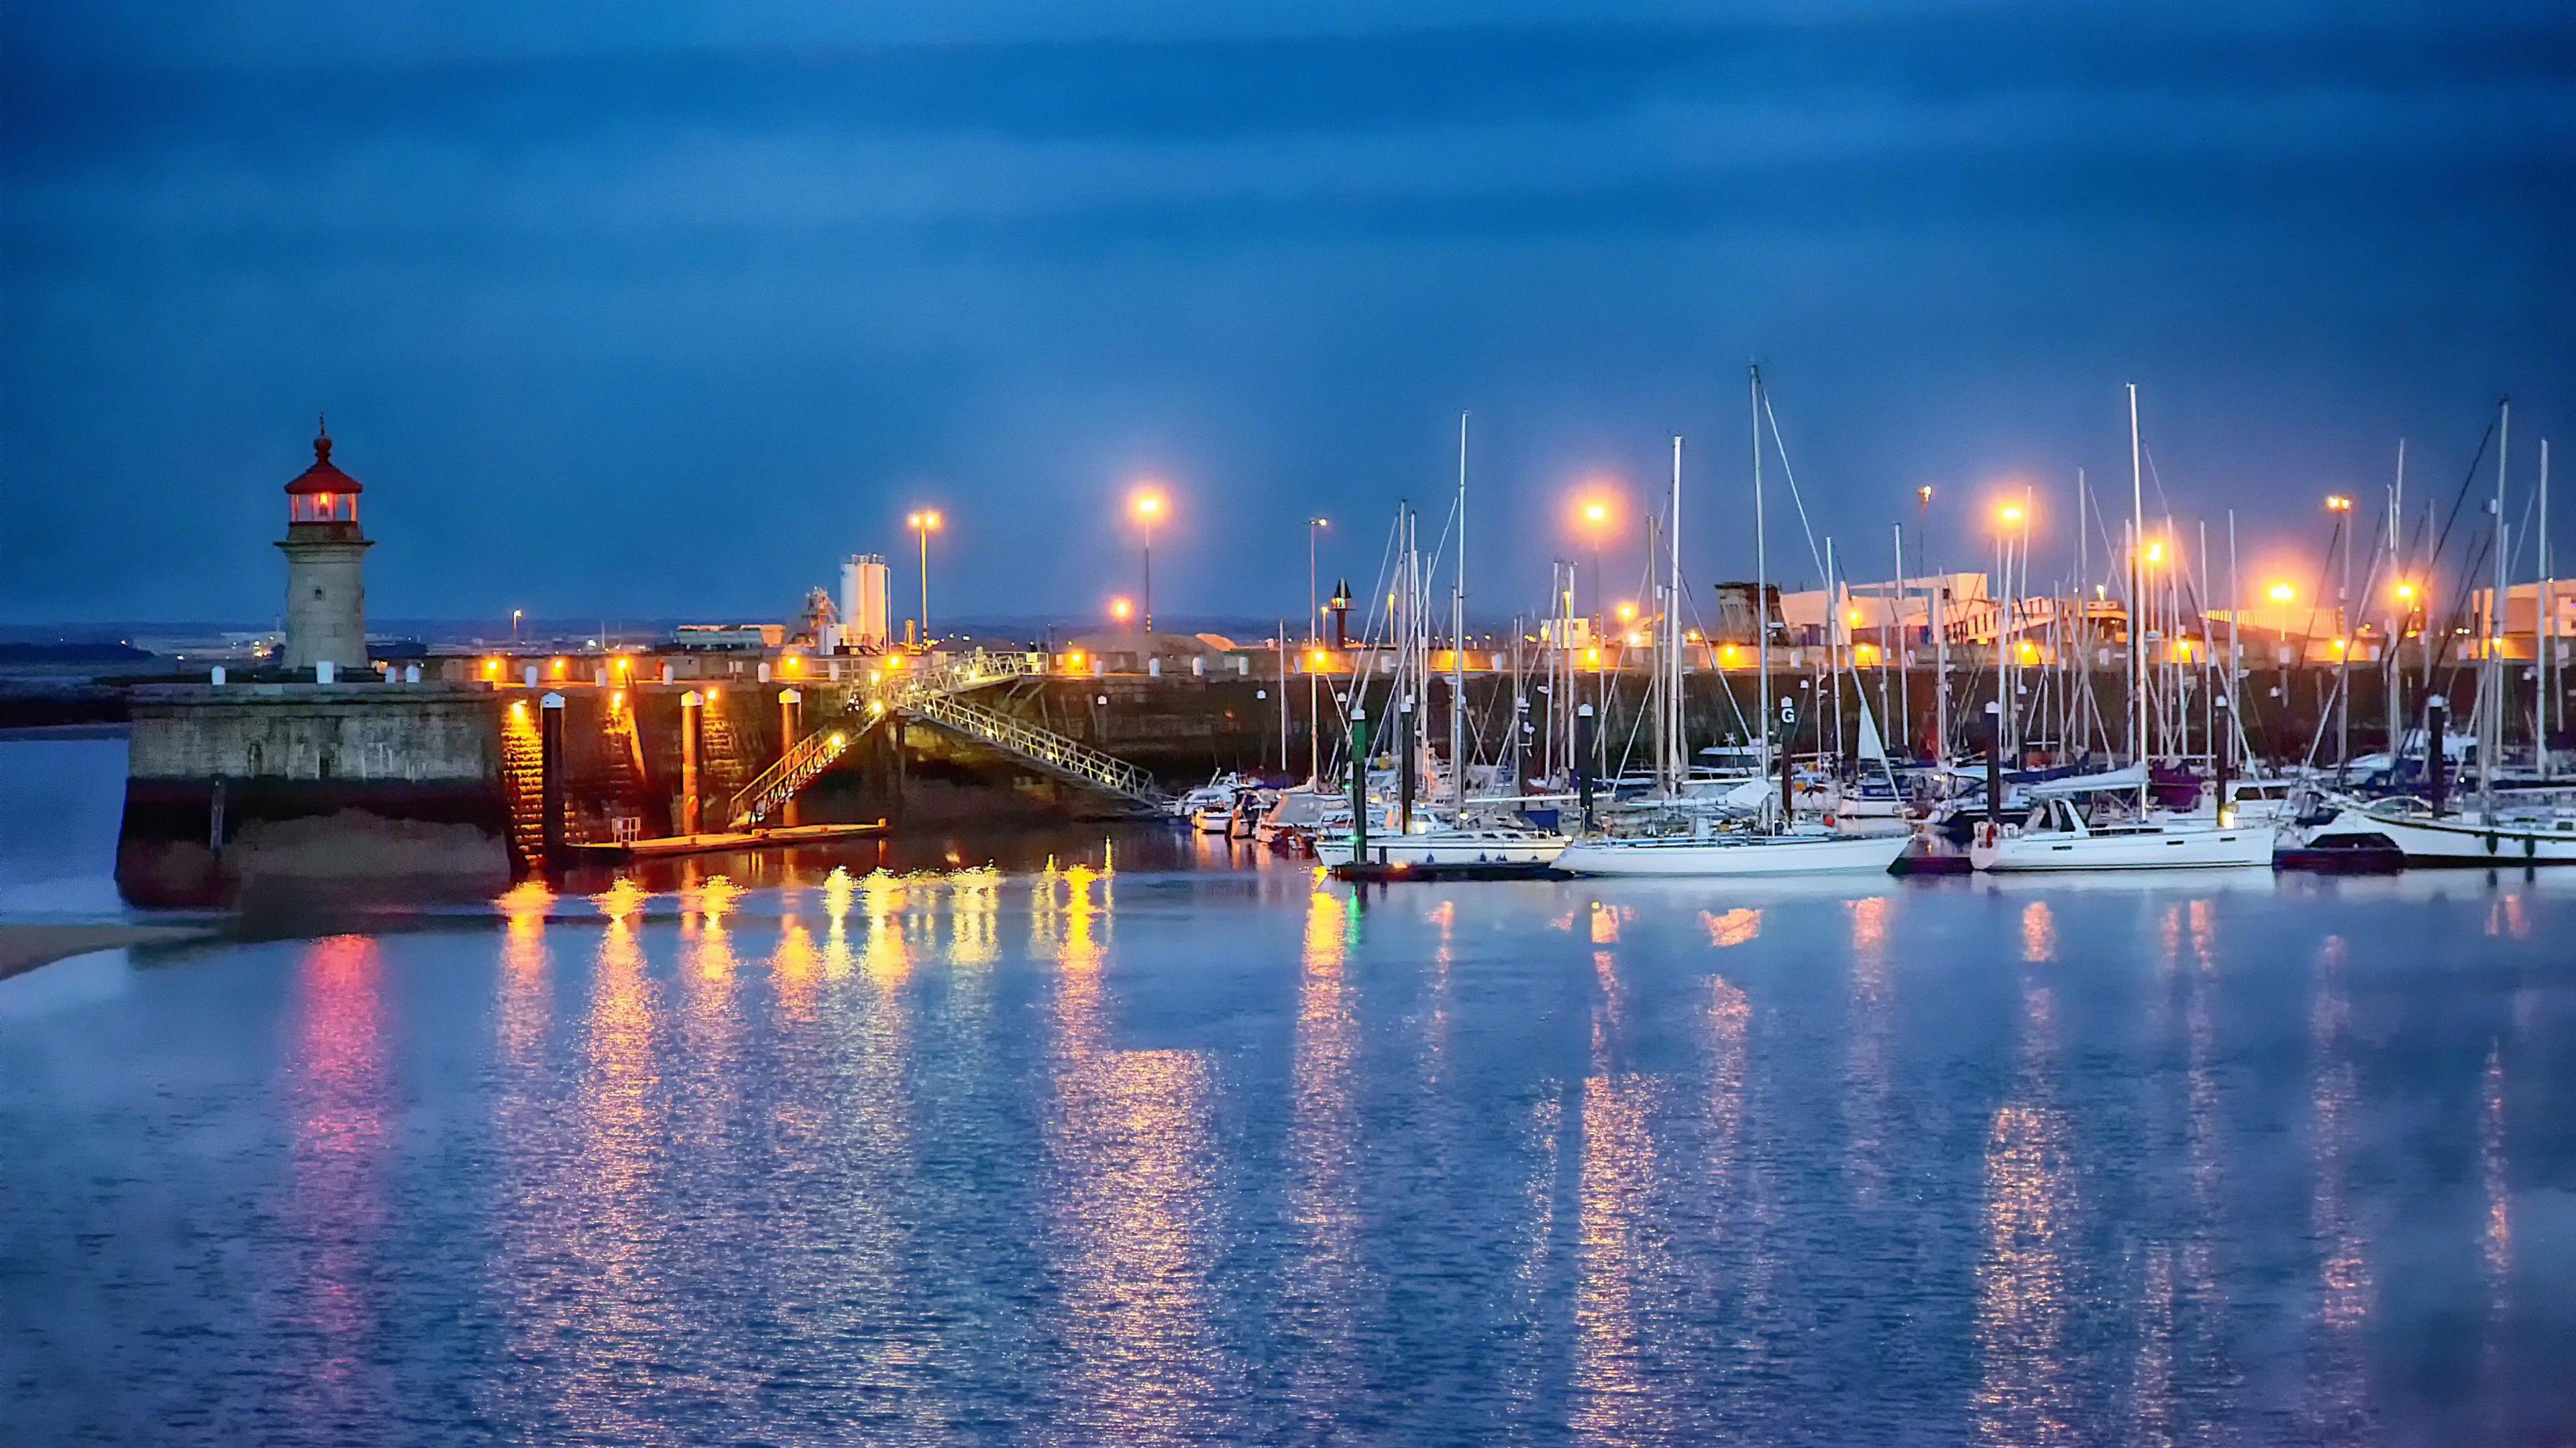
<box><xmin>315</xmin><ymin>414</ymin><xmax>331</xmax><ymax>463</ymax></box>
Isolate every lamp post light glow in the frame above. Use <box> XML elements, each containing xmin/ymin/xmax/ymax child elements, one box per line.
<box><xmin>1131</xmin><ymin>488</ymin><xmax>1167</xmax><ymax>633</ymax></box>
<box><xmin>906</xmin><ymin>510</ymin><xmax>943</xmax><ymax>646</ymax></box>
<box><xmin>2269</xmin><ymin>581</ymin><xmax>2296</xmax><ymax>604</ymax></box>
<box><xmin>1110</xmin><ymin>596</ymin><xmax>1134</xmax><ymax>626</ymax></box>
<box><xmin>1306</xmin><ymin>516</ymin><xmax>1328</xmax><ymax>783</ymax></box>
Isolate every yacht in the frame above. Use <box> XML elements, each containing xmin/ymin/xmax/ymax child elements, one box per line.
<box><xmin>1555</xmin><ymin>826</ymin><xmax>1910</xmax><ymax>877</ymax></box>
<box><xmin>1968</xmin><ymin>795</ymin><xmax>2273</xmax><ymax>871</ymax></box>
<box><xmin>1313</xmin><ymin>822</ymin><xmax>1568</xmax><ymax>870</ymax></box>
<box><xmin>2298</xmin><ymin>795</ymin><xmax>2576</xmax><ymax>865</ymax></box>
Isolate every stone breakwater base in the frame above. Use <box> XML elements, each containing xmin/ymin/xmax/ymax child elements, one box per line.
<box><xmin>118</xmin><ymin>683</ymin><xmax>513</xmax><ymax>909</ymax></box>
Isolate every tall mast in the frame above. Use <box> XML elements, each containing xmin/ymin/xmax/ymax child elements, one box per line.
<box><xmin>1752</xmin><ymin>364</ymin><xmax>1772</xmax><ymax>823</ymax></box>
<box><xmin>2228</xmin><ymin>509</ymin><xmax>2243</xmax><ymax>767</ymax></box>
<box><xmin>2077</xmin><ymin>468</ymin><xmax>2089</xmax><ymax>757</ymax></box>
<box><xmin>2540</xmin><ymin>437</ymin><xmax>2553</xmax><ymax>775</ymax></box>
<box><xmin>1452</xmin><ymin>412</ymin><xmax>1469</xmax><ymax>805</ymax></box>
<box><xmin>2487</xmin><ymin>399</ymin><xmax>2508</xmax><ymax>808</ymax></box>
<box><xmin>1666</xmin><ymin>433</ymin><xmax>1685</xmax><ymax>794</ymax></box>
<box><xmin>1893</xmin><ymin>522</ymin><xmax>1909</xmax><ymax>762</ymax></box>
<box><xmin>2127</xmin><ymin>383</ymin><xmax>2150</xmax><ymax>814</ymax></box>
<box><xmin>2387</xmin><ymin>440</ymin><xmax>2405</xmax><ymax>766</ymax></box>
<box><xmin>1829</xmin><ymin>536</ymin><xmax>1845</xmax><ymax>773</ymax></box>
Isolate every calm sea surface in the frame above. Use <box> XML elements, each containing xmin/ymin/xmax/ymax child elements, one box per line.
<box><xmin>3</xmin><ymin>736</ymin><xmax>2573</xmax><ymax>1445</ymax></box>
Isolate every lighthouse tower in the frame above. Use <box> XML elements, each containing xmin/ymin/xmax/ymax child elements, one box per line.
<box><xmin>276</xmin><ymin>418</ymin><xmax>373</xmax><ymax>673</ymax></box>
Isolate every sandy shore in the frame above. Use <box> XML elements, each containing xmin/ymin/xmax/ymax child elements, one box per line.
<box><xmin>0</xmin><ymin>924</ymin><xmax>221</xmax><ymax>982</ymax></box>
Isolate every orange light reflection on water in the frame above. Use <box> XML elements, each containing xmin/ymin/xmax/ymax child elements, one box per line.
<box><xmin>285</xmin><ymin>935</ymin><xmax>392</xmax><ymax>1421</ymax></box>
<box><xmin>1042</xmin><ymin>857</ymin><xmax>1223</xmax><ymax>1439</ymax></box>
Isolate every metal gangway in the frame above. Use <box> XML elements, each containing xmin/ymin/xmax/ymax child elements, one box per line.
<box><xmin>727</xmin><ymin>649</ymin><xmax>1166</xmax><ymax>824</ymax></box>
<box><xmin>904</xmin><ymin>689</ymin><xmax>1168</xmax><ymax>813</ymax></box>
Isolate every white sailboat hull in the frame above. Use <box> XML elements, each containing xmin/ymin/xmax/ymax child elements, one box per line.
<box><xmin>2312</xmin><ymin>807</ymin><xmax>2576</xmax><ymax>865</ymax></box>
<box><xmin>1554</xmin><ymin>832</ymin><xmax>1911</xmax><ymax>877</ymax></box>
<box><xmin>1314</xmin><ymin>831</ymin><xmax>1569</xmax><ymax>869</ymax></box>
<box><xmin>1970</xmin><ymin>824</ymin><xmax>2273</xmax><ymax>871</ymax></box>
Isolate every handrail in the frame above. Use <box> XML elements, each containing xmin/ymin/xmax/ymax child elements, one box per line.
<box><xmin>908</xmin><ymin>691</ymin><xmax>1167</xmax><ymax>806</ymax></box>
<box><xmin>728</xmin><ymin>725</ymin><xmax>851</xmax><ymax>828</ymax></box>
<box><xmin>722</xmin><ymin>649</ymin><xmax>1145</xmax><ymax>825</ymax></box>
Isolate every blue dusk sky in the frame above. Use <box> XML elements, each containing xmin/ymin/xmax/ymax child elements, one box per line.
<box><xmin>3</xmin><ymin>2</ymin><xmax>2571</xmax><ymax>628</ymax></box>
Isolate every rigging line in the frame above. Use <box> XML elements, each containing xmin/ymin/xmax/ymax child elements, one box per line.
<box><xmin>2422</xmin><ymin>414</ymin><xmax>2500</xmax><ymax>602</ymax></box>
<box><xmin>2300</xmin><ymin>514</ymin><xmax>2393</xmax><ymax>771</ymax></box>
<box><xmin>1758</xmin><ymin>389</ymin><xmax>1831</xmax><ymax>586</ymax></box>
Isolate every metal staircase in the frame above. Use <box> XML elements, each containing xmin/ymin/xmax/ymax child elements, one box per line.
<box><xmin>498</xmin><ymin>720</ymin><xmax>547</xmax><ymax>867</ymax></box>
<box><xmin>714</xmin><ymin>648</ymin><xmax>1167</xmax><ymax>824</ymax></box>
<box><xmin>905</xmin><ymin>690</ymin><xmax>1169</xmax><ymax>812</ymax></box>
<box><xmin>728</xmin><ymin>724</ymin><xmax>852</xmax><ymax>828</ymax></box>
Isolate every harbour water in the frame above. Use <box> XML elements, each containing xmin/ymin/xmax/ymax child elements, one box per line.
<box><xmin>3</xmin><ymin>736</ymin><xmax>2573</xmax><ymax>1444</ymax></box>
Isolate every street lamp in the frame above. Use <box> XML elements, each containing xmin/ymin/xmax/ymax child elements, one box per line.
<box><xmin>1574</xmin><ymin>490</ymin><xmax>1619</xmax><ymax>774</ymax></box>
<box><xmin>511</xmin><ymin>608</ymin><xmax>523</xmax><ymax>644</ymax></box>
<box><xmin>2269</xmin><ymin>581</ymin><xmax>2296</xmax><ymax>604</ymax></box>
<box><xmin>906</xmin><ymin>510</ymin><xmax>943</xmax><ymax>645</ymax></box>
<box><xmin>1307</xmin><ymin>516</ymin><xmax>1328</xmax><ymax>783</ymax></box>
<box><xmin>1131</xmin><ymin>488</ymin><xmax>1167</xmax><ymax>633</ymax></box>
<box><xmin>1110</xmin><ymin>596</ymin><xmax>1134</xmax><ymax>626</ymax></box>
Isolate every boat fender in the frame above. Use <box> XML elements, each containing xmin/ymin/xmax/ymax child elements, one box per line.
<box><xmin>2526</xmin><ymin>834</ymin><xmax>2538</xmax><ymax>860</ymax></box>
<box><xmin>2486</xmin><ymin>831</ymin><xmax>2499</xmax><ymax>856</ymax></box>
<box><xmin>1976</xmin><ymin>821</ymin><xmax>1996</xmax><ymax>849</ymax></box>
<box><xmin>1823</xmin><ymin>813</ymin><xmax>1838</xmax><ymax>828</ymax></box>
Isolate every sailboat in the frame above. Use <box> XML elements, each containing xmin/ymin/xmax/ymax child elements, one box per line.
<box><xmin>2297</xmin><ymin>402</ymin><xmax>2576</xmax><ymax>866</ymax></box>
<box><xmin>1553</xmin><ymin>376</ymin><xmax>1911</xmax><ymax>879</ymax></box>
<box><xmin>1318</xmin><ymin>414</ymin><xmax>1568</xmax><ymax>876</ymax></box>
<box><xmin>1970</xmin><ymin>385</ymin><xmax>2272</xmax><ymax>871</ymax></box>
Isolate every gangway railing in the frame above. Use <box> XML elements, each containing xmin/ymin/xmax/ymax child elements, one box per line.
<box><xmin>727</xmin><ymin>723</ymin><xmax>853</xmax><ymax>828</ymax></box>
<box><xmin>724</xmin><ymin>649</ymin><xmax>1164</xmax><ymax>823</ymax></box>
<box><xmin>905</xmin><ymin>691</ymin><xmax>1168</xmax><ymax>811</ymax></box>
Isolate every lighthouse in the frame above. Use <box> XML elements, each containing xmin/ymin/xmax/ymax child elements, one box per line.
<box><xmin>276</xmin><ymin>418</ymin><xmax>373</xmax><ymax>673</ymax></box>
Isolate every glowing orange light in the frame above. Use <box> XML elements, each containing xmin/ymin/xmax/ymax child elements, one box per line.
<box><xmin>2144</xmin><ymin>541</ymin><xmax>2166</xmax><ymax>565</ymax></box>
<box><xmin>2394</xmin><ymin>580</ymin><xmax>2418</xmax><ymax>602</ymax></box>
<box><xmin>1307</xmin><ymin>649</ymin><xmax>1328</xmax><ymax>669</ymax></box>
<box><xmin>481</xmin><ymin>658</ymin><xmax>501</xmax><ymax>677</ymax></box>
<box><xmin>1998</xmin><ymin>504</ymin><xmax>2025</xmax><ymax>526</ymax></box>
<box><xmin>612</xmin><ymin>656</ymin><xmax>631</xmax><ymax>675</ymax></box>
<box><xmin>705</xmin><ymin>685</ymin><xmax>722</xmax><ymax>702</ymax></box>
<box><xmin>2325</xmin><ymin>494</ymin><xmax>2352</xmax><ymax>512</ymax></box>
<box><xmin>1574</xmin><ymin>492</ymin><xmax>1617</xmax><ymax>537</ymax></box>
<box><xmin>1130</xmin><ymin>489</ymin><xmax>1165</xmax><ymax>521</ymax></box>
<box><xmin>608</xmin><ymin>689</ymin><xmax>624</xmax><ymax>709</ymax></box>
<box><xmin>1067</xmin><ymin>651</ymin><xmax>1087</xmax><ymax>668</ymax></box>
<box><xmin>549</xmin><ymin>657</ymin><xmax>566</xmax><ymax>677</ymax></box>
<box><xmin>2268</xmin><ymin>582</ymin><xmax>2296</xmax><ymax>604</ymax></box>
<box><xmin>1110</xmin><ymin>596</ymin><xmax>1134</xmax><ymax>623</ymax></box>
<box><xmin>1616</xmin><ymin>601</ymin><xmax>1638</xmax><ymax>622</ymax></box>
<box><xmin>907</xmin><ymin>510</ymin><xmax>943</xmax><ymax>533</ymax></box>
<box><xmin>782</xmin><ymin>655</ymin><xmax>803</xmax><ymax>677</ymax></box>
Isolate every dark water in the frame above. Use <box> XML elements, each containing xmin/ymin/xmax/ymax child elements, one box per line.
<box><xmin>3</xmin><ymin>740</ymin><xmax>2575</xmax><ymax>1445</ymax></box>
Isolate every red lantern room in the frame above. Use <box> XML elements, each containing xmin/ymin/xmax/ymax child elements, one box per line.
<box><xmin>284</xmin><ymin>416</ymin><xmax>363</xmax><ymax>528</ymax></box>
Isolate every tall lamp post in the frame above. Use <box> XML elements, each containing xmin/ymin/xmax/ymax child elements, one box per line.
<box><xmin>1996</xmin><ymin>502</ymin><xmax>2026</xmax><ymax>759</ymax></box>
<box><xmin>1132</xmin><ymin>488</ymin><xmax>1167</xmax><ymax>634</ymax></box>
<box><xmin>2326</xmin><ymin>493</ymin><xmax>2353</xmax><ymax>769</ymax></box>
<box><xmin>906</xmin><ymin>509</ymin><xmax>943</xmax><ymax>646</ymax></box>
<box><xmin>1576</xmin><ymin>492</ymin><xmax>1617</xmax><ymax>775</ymax></box>
<box><xmin>1307</xmin><ymin>516</ymin><xmax>1328</xmax><ymax>783</ymax></box>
